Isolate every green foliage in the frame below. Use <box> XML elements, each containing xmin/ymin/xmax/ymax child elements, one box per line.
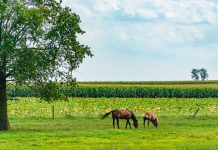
<box><xmin>37</xmin><ymin>82</ymin><xmax>63</xmax><ymax>101</ymax></box>
<box><xmin>36</xmin><ymin>81</ymin><xmax>77</xmax><ymax>101</ymax></box>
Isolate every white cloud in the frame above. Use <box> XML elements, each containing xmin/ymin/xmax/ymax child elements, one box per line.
<box><xmin>174</xmin><ymin>45</ymin><xmax>218</xmax><ymax>60</ymax></box>
<box><xmin>116</xmin><ymin>0</ymin><xmax>218</xmax><ymax>24</ymax></box>
<box><xmin>113</xmin><ymin>22</ymin><xmax>206</xmax><ymax>51</ymax></box>
<box><xmin>63</xmin><ymin>0</ymin><xmax>218</xmax><ymax>24</ymax></box>
<box><xmin>62</xmin><ymin>0</ymin><xmax>218</xmax><ymax>52</ymax></box>
<box><xmin>62</xmin><ymin>0</ymin><xmax>218</xmax><ymax>81</ymax></box>
<box><xmin>93</xmin><ymin>0</ymin><xmax>119</xmax><ymax>12</ymax></box>
<box><xmin>62</xmin><ymin>2</ymin><xmax>95</xmax><ymax>19</ymax></box>
<box><xmin>154</xmin><ymin>0</ymin><xmax>218</xmax><ymax>24</ymax></box>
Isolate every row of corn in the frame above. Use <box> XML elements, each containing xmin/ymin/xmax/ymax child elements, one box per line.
<box><xmin>6</xmin><ymin>84</ymin><xmax>218</xmax><ymax>98</ymax></box>
<box><xmin>78</xmin><ymin>80</ymin><xmax>218</xmax><ymax>85</ymax></box>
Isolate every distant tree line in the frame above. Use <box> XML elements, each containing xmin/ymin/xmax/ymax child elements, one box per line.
<box><xmin>191</xmin><ymin>68</ymin><xmax>208</xmax><ymax>81</ymax></box>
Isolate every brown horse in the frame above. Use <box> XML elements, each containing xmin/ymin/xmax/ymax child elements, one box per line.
<box><xmin>143</xmin><ymin>112</ymin><xmax>158</xmax><ymax>128</ymax></box>
<box><xmin>102</xmin><ymin>109</ymin><xmax>138</xmax><ymax>129</ymax></box>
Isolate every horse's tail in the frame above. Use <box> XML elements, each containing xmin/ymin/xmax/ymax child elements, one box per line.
<box><xmin>102</xmin><ymin>111</ymin><xmax>113</xmax><ymax>119</ymax></box>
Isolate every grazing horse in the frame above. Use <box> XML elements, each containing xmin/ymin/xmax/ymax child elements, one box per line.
<box><xmin>143</xmin><ymin>112</ymin><xmax>158</xmax><ymax>128</ymax></box>
<box><xmin>102</xmin><ymin>109</ymin><xmax>138</xmax><ymax>129</ymax></box>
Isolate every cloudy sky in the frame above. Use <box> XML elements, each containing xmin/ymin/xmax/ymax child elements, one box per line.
<box><xmin>62</xmin><ymin>0</ymin><xmax>218</xmax><ymax>81</ymax></box>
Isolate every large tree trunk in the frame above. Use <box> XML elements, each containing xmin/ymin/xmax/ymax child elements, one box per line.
<box><xmin>0</xmin><ymin>7</ymin><xmax>10</xmax><ymax>130</ymax></box>
<box><xmin>0</xmin><ymin>76</ymin><xmax>10</xmax><ymax>130</ymax></box>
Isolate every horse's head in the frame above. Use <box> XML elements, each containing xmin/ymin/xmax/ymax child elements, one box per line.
<box><xmin>131</xmin><ymin>112</ymin><xmax>138</xmax><ymax>128</ymax></box>
<box><xmin>133</xmin><ymin>120</ymin><xmax>138</xmax><ymax>128</ymax></box>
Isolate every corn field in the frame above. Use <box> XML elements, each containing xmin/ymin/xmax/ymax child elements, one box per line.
<box><xmin>78</xmin><ymin>80</ymin><xmax>218</xmax><ymax>85</ymax></box>
<box><xmin>6</xmin><ymin>81</ymin><xmax>218</xmax><ymax>98</ymax></box>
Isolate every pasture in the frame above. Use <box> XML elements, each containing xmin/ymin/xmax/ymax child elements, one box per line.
<box><xmin>2</xmin><ymin>97</ymin><xmax>218</xmax><ymax>149</ymax></box>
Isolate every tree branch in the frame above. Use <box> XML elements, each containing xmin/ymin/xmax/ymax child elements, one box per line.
<box><xmin>6</xmin><ymin>79</ymin><xmax>16</xmax><ymax>82</ymax></box>
<box><xmin>3</xmin><ymin>10</ymin><xmax>12</xmax><ymax>35</ymax></box>
<box><xmin>5</xmin><ymin>72</ymin><xmax>11</xmax><ymax>78</ymax></box>
<box><xmin>0</xmin><ymin>14</ymin><xmax>3</xmax><ymax>45</ymax></box>
<box><xmin>15</xmin><ymin>47</ymin><xmax>46</xmax><ymax>51</ymax></box>
<box><xmin>14</xmin><ymin>25</ymin><xmax>28</xmax><ymax>43</ymax></box>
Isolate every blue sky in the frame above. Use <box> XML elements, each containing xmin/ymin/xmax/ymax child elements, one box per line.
<box><xmin>62</xmin><ymin>0</ymin><xmax>218</xmax><ymax>81</ymax></box>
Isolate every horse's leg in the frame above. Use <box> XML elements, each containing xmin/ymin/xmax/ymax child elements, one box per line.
<box><xmin>143</xmin><ymin>118</ymin><xmax>146</xmax><ymax>128</ymax></box>
<box><xmin>147</xmin><ymin>120</ymin><xmax>150</xmax><ymax>128</ymax></box>
<box><xmin>128</xmin><ymin>120</ymin><xmax>131</xmax><ymax>129</ymax></box>
<box><xmin>155</xmin><ymin>121</ymin><xmax>158</xmax><ymax>128</ymax></box>
<box><xmin>152</xmin><ymin>121</ymin><xmax>155</xmax><ymax>127</ymax></box>
<box><xmin>113</xmin><ymin>118</ymin><xmax>115</xmax><ymax>129</ymax></box>
<box><xmin>125</xmin><ymin>120</ymin><xmax>128</xmax><ymax>129</ymax></box>
<box><xmin>117</xmin><ymin>119</ymin><xmax>120</xmax><ymax>129</ymax></box>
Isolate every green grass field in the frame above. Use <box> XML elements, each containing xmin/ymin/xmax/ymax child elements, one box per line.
<box><xmin>0</xmin><ymin>97</ymin><xmax>217</xmax><ymax>149</ymax></box>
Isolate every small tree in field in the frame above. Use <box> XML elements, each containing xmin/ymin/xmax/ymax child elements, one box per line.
<box><xmin>191</xmin><ymin>69</ymin><xmax>199</xmax><ymax>80</ymax></box>
<box><xmin>199</xmin><ymin>68</ymin><xmax>208</xmax><ymax>81</ymax></box>
<box><xmin>191</xmin><ymin>68</ymin><xmax>209</xmax><ymax>81</ymax></box>
<box><xmin>0</xmin><ymin>0</ymin><xmax>93</xmax><ymax>130</ymax></box>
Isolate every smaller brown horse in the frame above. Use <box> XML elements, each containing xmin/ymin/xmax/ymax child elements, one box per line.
<box><xmin>102</xmin><ymin>109</ymin><xmax>138</xmax><ymax>129</ymax></box>
<box><xmin>143</xmin><ymin>112</ymin><xmax>158</xmax><ymax>128</ymax></box>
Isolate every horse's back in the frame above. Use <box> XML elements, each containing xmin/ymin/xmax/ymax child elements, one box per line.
<box><xmin>144</xmin><ymin>112</ymin><xmax>158</xmax><ymax>121</ymax></box>
<box><xmin>112</xmin><ymin>109</ymin><xmax>132</xmax><ymax>119</ymax></box>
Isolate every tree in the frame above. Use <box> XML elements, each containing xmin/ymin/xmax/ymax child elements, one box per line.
<box><xmin>191</xmin><ymin>69</ymin><xmax>199</xmax><ymax>80</ymax></box>
<box><xmin>199</xmin><ymin>68</ymin><xmax>208</xmax><ymax>81</ymax></box>
<box><xmin>191</xmin><ymin>68</ymin><xmax>209</xmax><ymax>81</ymax></box>
<box><xmin>0</xmin><ymin>0</ymin><xmax>93</xmax><ymax>130</ymax></box>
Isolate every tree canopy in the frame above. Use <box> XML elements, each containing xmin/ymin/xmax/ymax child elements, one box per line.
<box><xmin>0</xmin><ymin>0</ymin><xmax>92</xmax><ymax>130</ymax></box>
<box><xmin>0</xmin><ymin>0</ymin><xmax>92</xmax><ymax>82</ymax></box>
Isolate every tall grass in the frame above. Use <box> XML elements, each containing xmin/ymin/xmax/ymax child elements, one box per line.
<box><xmin>7</xmin><ymin>97</ymin><xmax>218</xmax><ymax>118</ymax></box>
